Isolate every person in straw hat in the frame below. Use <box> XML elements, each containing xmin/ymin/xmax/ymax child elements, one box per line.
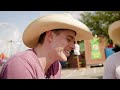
<box><xmin>103</xmin><ymin>20</ymin><xmax>120</xmax><ymax>79</ymax></box>
<box><xmin>0</xmin><ymin>13</ymin><xmax>93</xmax><ymax>79</ymax></box>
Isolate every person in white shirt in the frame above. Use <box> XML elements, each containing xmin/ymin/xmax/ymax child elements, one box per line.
<box><xmin>103</xmin><ymin>20</ymin><xmax>120</xmax><ymax>79</ymax></box>
<box><xmin>74</xmin><ymin>41</ymin><xmax>81</xmax><ymax>56</ymax></box>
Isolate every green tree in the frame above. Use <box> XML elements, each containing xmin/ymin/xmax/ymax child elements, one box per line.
<box><xmin>80</xmin><ymin>11</ymin><xmax>120</xmax><ymax>44</ymax></box>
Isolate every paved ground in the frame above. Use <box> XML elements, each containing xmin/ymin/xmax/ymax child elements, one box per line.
<box><xmin>61</xmin><ymin>67</ymin><xmax>104</xmax><ymax>79</ymax></box>
<box><xmin>0</xmin><ymin>65</ymin><xmax>104</xmax><ymax>79</ymax></box>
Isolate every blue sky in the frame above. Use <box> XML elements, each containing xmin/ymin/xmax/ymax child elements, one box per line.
<box><xmin>0</xmin><ymin>11</ymin><xmax>85</xmax><ymax>53</ymax></box>
<box><xmin>0</xmin><ymin>11</ymin><xmax>67</xmax><ymax>33</ymax></box>
<box><xmin>0</xmin><ymin>11</ymin><xmax>68</xmax><ymax>53</ymax></box>
<box><xmin>0</xmin><ymin>11</ymin><xmax>84</xmax><ymax>42</ymax></box>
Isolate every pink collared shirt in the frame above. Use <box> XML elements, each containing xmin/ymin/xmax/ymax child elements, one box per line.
<box><xmin>0</xmin><ymin>49</ymin><xmax>61</xmax><ymax>79</ymax></box>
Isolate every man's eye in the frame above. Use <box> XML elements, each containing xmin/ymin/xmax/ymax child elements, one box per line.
<box><xmin>74</xmin><ymin>41</ymin><xmax>75</xmax><ymax>44</ymax></box>
<box><xmin>67</xmin><ymin>38</ymin><xmax>71</xmax><ymax>42</ymax></box>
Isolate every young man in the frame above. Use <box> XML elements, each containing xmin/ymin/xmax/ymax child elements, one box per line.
<box><xmin>103</xmin><ymin>20</ymin><xmax>120</xmax><ymax>79</ymax></box>
<box><xmin>0</xmin><ymin>13</ymin><xmax>93</xmax><ymax>79</ymax></box>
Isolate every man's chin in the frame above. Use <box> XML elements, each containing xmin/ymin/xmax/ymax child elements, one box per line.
<box><xmin>59</xmin><ymin>56</ymin><xmax>67</xmax><ymax>62</ymax></box>
<box><xmin>57</xmin><ymin>51</ymin><xmax>67</xmax><ymax>62</ymax></box>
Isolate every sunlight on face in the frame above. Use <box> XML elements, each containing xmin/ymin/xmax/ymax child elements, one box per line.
<box><xmin>51</xmin><ymin>30</ymin><xmax>76</xmax><ymax>62</ymax></box>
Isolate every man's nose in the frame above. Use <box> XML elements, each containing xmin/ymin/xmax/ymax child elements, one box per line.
<box><xmin>70</xmin><ymin>43</ymin><xmax>75</xmax><ymax>50</ymax></box>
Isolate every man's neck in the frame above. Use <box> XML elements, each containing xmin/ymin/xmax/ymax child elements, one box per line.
<box><xmin>34</xmin><ymin>44</ymin><xmax>55</xmax><ymax>73</ymax></box>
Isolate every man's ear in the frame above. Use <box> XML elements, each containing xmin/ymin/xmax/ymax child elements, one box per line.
<box><xmin>46</xmin><ymin>31</ymin><xmax>54</xmax><ymax>42</ymax></box>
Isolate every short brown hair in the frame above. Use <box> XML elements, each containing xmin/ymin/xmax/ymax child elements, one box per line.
<box><xmin>38</xmin><ymin>29</ymin><xmax>76</xmax><ymax>44</ymax></box>
<box><xmin>38</xmin><ymin>32</ymin><xmax>46</xmax><ymax>44</ymax></box>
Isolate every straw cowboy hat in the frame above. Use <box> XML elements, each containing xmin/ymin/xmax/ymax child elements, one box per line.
<box><xmin>108</xmin><ymin>20</ymin><xmax>120</xmax><ymax>44</ymax></box>
<box><xmin>23</xmin><ymin>13</ymin><xmax>93</xmax><ymax>48</ymax></box>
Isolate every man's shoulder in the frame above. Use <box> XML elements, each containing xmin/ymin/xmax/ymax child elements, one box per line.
<box><xmin>16</xmin><ymin>49</ymin><xmax>34</xmax><ymax>57</ymax></box>
<box><xmin>6</xmin><ymin>49</ymin><xmax>35</xmax><ymax>64</ymax></box>
<box><xmin>106</xmin><ymin>51</ymin><xmax>120</xmax><ymax>63</ymax></box>
<box><xmin>108</xmin><ymin>51</ymin><xmax>120</xmax><ymax>59</ymax></box>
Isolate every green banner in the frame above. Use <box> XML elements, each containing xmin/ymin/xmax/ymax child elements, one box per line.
<box><xmin>90</xmin><ymin>37</ymin><xmax>101</xmax><ymax>59</ymax></box>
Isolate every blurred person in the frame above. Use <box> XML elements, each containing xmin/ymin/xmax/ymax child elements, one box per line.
<box><xmin>103</xmin><ymin>20</ymin><xmax>120</xmax><ymax>79</ymax></box>
<box><xmin>0</xmin><ymin>13</ymin><xmax>93</xmax><ymax>79</ymax></box>
<box><xmin>74</xmin><ymin>41</ymin><xmax>81</xmax><ymax>56</ymax></box>
<box><xmin>107</xmin><ymin>42</ymin><xmax>113</xmax><ymax>48</ymax></box>
<box><xmin>0</xmin><ymin>53</ymin><xmax>7</xmax><ymax>65</ymax></box>
<box><xmin>0</xmin><ymin>53</ymin><xmax>5</xmax><ymax>60</ymax></box>
<box><xmin>112</xmin><ymin>44</ymin><xmax>120</xmax><ymax>53</ymax></box>
<box><xmin>74</xmin><ymin>41</ymin><xmax>81</xmax><ymax>69</ymax></box>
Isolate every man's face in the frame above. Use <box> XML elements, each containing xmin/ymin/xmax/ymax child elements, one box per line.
<box><xmin>50</xmin><ymin>30</ymin><xmax>76</xmax><ymax>62</ymax></box>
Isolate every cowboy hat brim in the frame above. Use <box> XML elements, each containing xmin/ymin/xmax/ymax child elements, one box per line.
<box><xmin>23</xmin><ymin>13</ymin><xmax>93</xmax><ymax>48</ymax></box>
<box><xmin>108</xmin><ymin>20</ymin><xmax>120</xmax><ymax>44</ymax></box>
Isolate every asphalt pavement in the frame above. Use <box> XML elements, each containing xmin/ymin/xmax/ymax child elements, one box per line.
<box><xmin>61</xmin><ymin>66</ymin><xmax>104</xmax><ymax>79</ymax></box>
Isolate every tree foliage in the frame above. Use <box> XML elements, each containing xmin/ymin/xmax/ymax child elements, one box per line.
<box><xmin>80</xmin><ymin>11</ymin><xmax>120</xmax><ymax>44</ymax></box>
